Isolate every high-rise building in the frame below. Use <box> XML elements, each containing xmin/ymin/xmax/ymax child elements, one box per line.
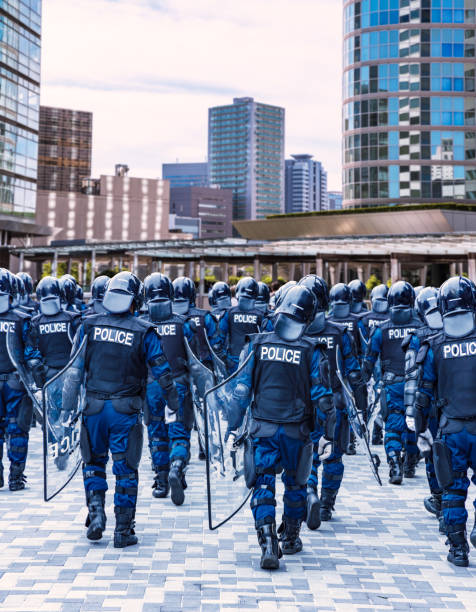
<box><xmin>343</xmin><ymin>1</ymin><xmax>476</xmax><ymax>208</ymax></box>
<box><xmin>162</xmin><ymin>162</ymin><xmax>209</xmax><ymax>188</ymax></box>
<box><xmin>0</xmin><ymin>1</ymin><xmax>42</xmax><ymax>218</ymax></box>
<box><xmin>169</xmin><ymin>186</ymin><xmax>233</xmax><ymax>238</ymax></box>
<box><xmin>208</xmin><ymin>97</ymin><xmax>285</xmax><ymax>220</ymax></box>
<box><xmin>284</xmin><ymin>155</ymin><xmax>328</xmax><ymax>213</ymax></box>
<box><xmin>328</xmin><ymin>191</ymin><xmax>343</xmax><ymax>210</ymax></box>
<box><xmin>38</xmin><ymin>106</ymin><xmax>93</xmax><ymax>193</ymax></box>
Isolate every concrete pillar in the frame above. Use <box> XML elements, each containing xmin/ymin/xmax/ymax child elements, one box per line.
<box><xmin>52</xmin><ymin>251</ymin><xmax>58</xmax><ymax>277</ymax></box>
<box><xmin>315</xmin><ymin>257</ymin><xmax>324</xmax><ymax>278</ymax></box>
<box><xmin>458</xmin><ymin>262</ymin><xmax>464</xmax><ymax>276</ymax></box>
<box><xmin>67</xmin><ymin>258</ymin><xmax>72</xmax><ymax>275</ymax></box>
<box><xmin>91</xmin><ymin>250</ymin><xmax>96</xmax><ymax>283</ymax></box>
<box><xmin>272</xmin><ymin>263</ymin><xmax>278</xmax><ymax>283</ymax></box>
<box><xmin>289</xmin><ymin>263</ymin><xmax>296</xmax><ymax>281</ymax></box>
<box><xmin>19</xmin><ymin>252</ymin><xmax>24</xmax><ymax>271</ymax></box>
<box><xmin>382</xmin><ymin>262</ymin><xmax>390</xmax><ymax>284</ymax></box>
<box><xmin>254</xmin><ymin>257</ymin><xmax>260</xmax><ymax>280</ymax></box>
<box><xmin>343</xmin><ymin>262</ymin><xmax>349</xmax><ymax>284</ymax></box>
<box><xmin>335</xmin><ymin>263</ymin><xmax>343</xmax><ymax>284</ymax></box>
<box><xmin>329</xmin><ymin>264</ymin><xmax>336</xmax><ymax>286</ymax></box>
<box><xmin>302</xmin><ymin>262</ymin><xmax>311</xmax><ymax>277</ymax></box>
<box><xmin>419</xmin><ymin>265</ymin><xmax>428</xmax><ymax>286</ymax></box>
<box><xmin>199</xmin><ymin>259</ymin><xmax>205</xmax><ymax>308</ymax></box>
<box><xmin>468</xmin><ymin>256</ymin><xmax>476</xmax><ymax>283</ymax></box>
<box><xmin>365</xmin><ymin>264</ymin><xmax>371</xmax><ymax>281</ymax></box>
<box><xmin>357</xmin><ymin>265</ymin><xmax>364</xmax><ymax>280</ymax></box>
<box><xmin>390</xmin><ymin>257</ymin><xmax>400</xmax><ymax>283</ymax></box>
<box><xmin>82</xmin><ymin>258</ymin><xmax>87</xmax><ymax>285</ymax></box>
<box><xmin>132</xmin><ymin>253</ymin><xmax>138</xmax><ymax>275</ymax></box>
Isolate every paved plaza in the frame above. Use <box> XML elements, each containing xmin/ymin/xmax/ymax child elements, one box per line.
<box><xmin>0</xmin><ymin>430</ymin><xmax>475</xmax><ymax>611</ymax></box>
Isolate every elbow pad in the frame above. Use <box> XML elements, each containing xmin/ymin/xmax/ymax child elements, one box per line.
<box><xmin>159</xmin><ymin>372</ymin><xmax>180</xmax><ymax>414</ymax></box>
<box><xmin>27</xmin><ymin>358</ymin><xmax>46</xmax><ymax>388</ymax></box>
<box><xmin>318</xmin><ymin>395</ymin><xmax>336</xmax><ymax>440</ymax></box>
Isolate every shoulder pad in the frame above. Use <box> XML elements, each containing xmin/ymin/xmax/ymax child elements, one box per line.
<box><xmin>326</xmin><ymin>320</ymin><xmax>346</xmax><ymax>333</ymax></box>
<box><xmin>13</xmin><ymin>308</ymin><xmax>30</xmax><ymax>321</ymax></box>
<box><xmin>416</xmin><ymin>343</ymin><xmax>429</xmax><ymax>364</ymax></box>
<box><xmin>31</xmin><ymin>312</ymin><xmax>42</xmax><ymax>323</ymax></box>
<box><xmin>401</xmin><ymin>334</ymin><xmax>412</xmax><ymax>351</ymax></box>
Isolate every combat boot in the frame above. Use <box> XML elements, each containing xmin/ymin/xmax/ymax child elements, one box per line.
<box><xmin>403</xmin><ymin>453</ymin><xmax>419</xmax><ymax>478</ymax></box>
<box><xmin>346</xmin><ymin>431</ymin><xmax>356</xmax><ymax>456</ymax></box>
<box><xmin>113</xmin><ymin>507</ymin><xmax>138</xmax><ymax>548</ymax></box>
<box><xmin>372</xmin><ymin>423</ymin><xmax>383</xmax><ymax>446</ymax></box>
<box><xmin>320</xmin><ymin>488</ymin><xmax>337</xmax><ymax>521</ymax></box>
<box><xmin>424</xmin><ymin>494</ymin><xmax>442</xmax><ymax>517</ymax></box>
<box><xmin>306</xmin><ymin>486</ymin><xmax>321</xmax><ymax>531</ymax></box>
<box><xmin>256</xmin><ymin>521</ymin><xmax>281</xmax><ymax>570</ymax></box>
<box><xmin>169</xmin><ymin>459</ymin><xmax>186</xmax><ymax>506</ymax></box>
<box><xmin>152</xmin><ymin>468</ymin><xmax>169</xmax><ymax>498</ymax></box>
<box><xmin>446</xmin><ymin>524</ymin><xmax>469</xmax><ymax>567</ymax></box>
<box><xmin>9</xmin><ymin>463</ymin><xmax>26</xmax><ymax>491</ymax></box>
<box><xmin>278</xmin><ymin>517</ymin><xmax>303</xmax><ymax>554</ymax></box>
<box><xmin>470</xmin><ymin>512</ymin><xmax>476</xmax><ymax>548</ymax></box>
<box><xmin>85</xmin><ymin>491</ymin><xmax>106</xmax><ymax>541</ymax></box>
<box><xmin>388</xmin><ymin>452</ymin><xmax>402</xmax><ymax>485</ymax></box>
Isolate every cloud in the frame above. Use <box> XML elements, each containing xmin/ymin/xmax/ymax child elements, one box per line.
<box><xmin>41</xmin><ymin>0</ymin><xmax>342</xmax><ymax>189</ymax></box>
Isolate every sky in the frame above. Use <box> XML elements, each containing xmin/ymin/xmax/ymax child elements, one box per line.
<box><xmin>41</xmin><ymin>0</ymin><xmax>343</xmax><ymax>190</ymax></box>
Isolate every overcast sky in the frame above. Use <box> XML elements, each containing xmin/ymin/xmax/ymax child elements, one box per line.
<box><xmin>41</xmin><ymin>0</ymin><xmax>342</xmax><ymax>190</ymax></box>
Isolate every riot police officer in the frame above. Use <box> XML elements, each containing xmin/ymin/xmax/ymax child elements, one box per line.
<box><xmin>299</xmin><ymin>275</ymin><xmax>366</xmax><ymax>526</ymax></box>
<box><xmin>59</xmin><ymin>275</ymin><xmax>78</xmax><ymax>313</ymax></box>
<box><xmin>404</xmin><ymin>286</ymin><xmax>445</xmax><ymax>533</ymax></box>
<box><xmin>76</xmin><ymin>271</ymin><xmax>181</xmax><ymax>547</ymax></box>
<box><xmin>143</xmin><ymin>273</ymin><xmax>194</xmax><ymax>505</ymax></box>
<box><xmin>416</xmin><ymin>277</ymin><xmax>476</xmax><ymax>567</ymax></box>
<box><xmin>255</xmin><ymin>282</ymin><xmax>271</xmax><ymax>315</ymax></box>
<box><xmin>85</xmin><ymin>276</ymin><xmax>110</xmax><ymax>316</ymax></box>
<box><xmin>208</xmin><ymin>281</ymin><xmax>232</xmax><ymax>318</ymax></box>
<box><xmin>348</xmin><ymin>279</ymin><xmax>368</xmax><ymax>314</ymax></box>
<box><xmin>228</xmin><ymin>285</ymin><xmax>334</xmax><ymax>570</ymax></box>
<box><xmin>363</xmin><ymin>281</ymin><xmax>423</xmax><ymax>484</ymax></box>
<box><xmin>17</xmin><ymin>272</ymin><xmax>36</xmax><ymax>311</ymax></box>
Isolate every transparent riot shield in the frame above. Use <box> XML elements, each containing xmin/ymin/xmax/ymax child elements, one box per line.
<box><xmin>336</xmin><ymin>345</ymin><xmax>382</xmax><ymax>486</ymax></box>
<box><xmin>204</xmin><ymin>351</ymin><xmax>254</xmax><ymax>530</ymax></box>
<box><xmin>185</xmin><ymin>338</ymin><xmax>215</xmax><ymax>451</ymax></box>
<box><xmin>6</xmin><ymin>329</ymin><xmax>43</xmax><ymax>422</ymax></box>
<box><xmin>205</xmin><ymin>334</ymin><xmax>227</xmax><ymax>383</ymax></box>
<box><xmin>42</xmin><ymin>336</ymin><xmax>87</xmax><ymax>501</ymax></box>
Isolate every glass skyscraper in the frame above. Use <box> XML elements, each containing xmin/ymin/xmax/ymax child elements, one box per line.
<box><xmin>208</xmin><ymin>97</ymin><xmax>285</xmax><ymax>220</ymax></box>
<box><xmin>343</xmin><ymin>0</ymin><xmax>476</xmax><ymax>208</ymax></box>
<box><xmin>0</xmin><ymin>0</ymin><xmax>41</xmax><ymax>216</ymax></box>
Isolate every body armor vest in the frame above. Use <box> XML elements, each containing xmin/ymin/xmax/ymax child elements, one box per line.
<box><xmin>359</xmin><ymin>310</ymin><xmax>388</xmax><ymax>332</ymax></box>
<box><xmin>250</xmin><ymin>332</ymin><xmax>318</xmax><ymax>424</ymax></box>
<box><xmin>379</xmin><ymin>316</ymin><xmax>422</xmax><ymax>376</ymax></box>
<box><xmin>187</xmin><ymin>307</ymin><xmax>210</xmax><ymax>361</ymax></box>
<box><xmin>228</xmin><ymin>306</ymin><xmax>262</xmax><ymax>356</ymax></box>
<box><xmin>327</xmin><ymin>312</ymin><xmax>361</xmax><ymax>355</ymax></box>
<box><xmin>306</xmin><ymin>320</ymin><xmax>346</xmax><ymax>392</ymax></box>
<box><xmin>0</xmin><ymin>308</ymin><xmax>27</xmax><ymax>374</ymax></box>
<box><xmin>154</xmin><ymin>314</ymin><xmax>188</xmax><ymax>376</ymax></box>
<box><xmin>31</xmin><ymin>310</ymin><xmax>79</xmax><ymax>368</ymax></box>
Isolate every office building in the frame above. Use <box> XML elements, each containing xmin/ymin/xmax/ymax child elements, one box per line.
<box><xmin>38</xmin><ymin>106</ymin><xmax>93</xmax><ymax>192</ymax></box>
<box><xmin>343</xmin><ymin>1</ymin><xmax>476</xmax><ymax>208</ymax></box>
<box><xmin>36</xmin><ymin>166</ymin><xmax>170</xmax><ymax>243</ymax></box>
<box><xmin>208</xmin><ymin>97</ymin><xmax>285</xmax><ymax>220</ymax></box>
<box><xmin>285</xmin><ymin>155</ymin><xmax>328</xmax><ymax>213</ymax></box>
<box><xmin>169</xmin><ymin>186</ymin><xmax>233</xmax><ymax>238</ymax></box>
<box><xmin>328</xmin><ymin>191</ymin><xmax>343</xmax><ymax>210</ymax></box>
<box><xmin>162</xmin><ymin>162</ymin><xmax>209</xmax><ymax>188</ymax></box>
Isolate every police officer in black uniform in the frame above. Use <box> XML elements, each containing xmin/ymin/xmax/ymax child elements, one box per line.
<box><xmin>85</xmin><ymin>276</ymin><xmax>110</xmax><ymax>316</ymax></box>
<box><xmin>255</xmin><ymin>282</ymin><xmax>271</xmax><ymax>315</ymax></box>
<box><xmin>17</xmin><ymin>272</ymin><xmax>37</xmax><ymax>312</ymax></box>
<box><xmin>348</xmin><ymin>279</ymin><xmax>368</xmax><ymax>314</ymax></box>
<box><xmin>59</xmin><ymin>275</ymin><xmax>79</xmax><ymax>313</ymax></box>
<box><xmin>208</xmin><ymin>281</ymin><xmax>232</xmax><ymax>318</ymax></box>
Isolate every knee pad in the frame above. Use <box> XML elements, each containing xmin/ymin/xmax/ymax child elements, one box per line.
<box><xmin>126</xmin><ymin>422</ymin><xmax>144</xmax><ymax>471</ymax></box>
<box><xmin>295</xmin><ymin>440</ymin><xmax>313</xmax><ymax>486</ymax></box>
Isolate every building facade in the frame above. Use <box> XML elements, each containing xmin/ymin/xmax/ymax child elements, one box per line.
<box><xmin>285</xmin><ymin>155</ymin><xmax>328</xmax><ymax>213</ymax></box>
<box><xmin>328</xmin><ymin>191</ymin><xmax>343</xmax><ymax>210</ymax></box>
<box><xmin>36</xmin><ymin>168</ymin><xmax>170</xmax><ymax>243</ymax></box>
<box><xmin>162</xmin><ymin>162</ymin><xmax>209</xmax><ymax>188</ymax></box>
<box><xmin>208</xmin><ymin>97</ymin><xmax>285</xmax><ymax>220</ymax></box>
<box><xmin>38</xmin><ymin>106</ymin><xmax>92</xmax><ymax>193</ymax></box>
<box><xmin>343</xmin><ymin>0</ymin><xmax>476</xmax><ymax>208</ymax></box>
<box><xmin>169</xmin><ymin>186</ymin><xmax>233</xmax><ymax>238</ymax></box>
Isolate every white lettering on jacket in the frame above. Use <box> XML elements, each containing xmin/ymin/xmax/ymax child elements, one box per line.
<box><xmin>93</xmin><ymin>327</ymin><xmax>134</xmax><ymax>346</ymax></box>
<box><xmin>341</xmin><ymin>321</ymin><xmax>354</xmax><ymax>331</ymax></box>
<box><xmin>191</xmin><ymin>316</ymin><xmax>201</xmax><ymax>327</ymax></box>
<box><xmin>388</xmin><ymin>328</ymin><xmax>416</xmax><ymax>340</ymax></box>
<box><xmin>316</xmin><ymin>336</ymin><xmax>334</xmax><ymax>349</ymax></box>
<box><xmin>0</xmin><ymin>321</ymin><xmax>15</xmax><ymax>333</ymax></box>
<box><xmin>39</xmin><ymin>322</ymin><xmax>67</xmax><ymax>334</ymax></box>
<box><xmin>157</xmin><ymin>324</ymin><xmax>176</xmax><ymax>336</ymax></box>
<box><xmin>368</xmin><ymin>318</ymin><xmax>382</xmax><ymax>328</ymax></box>
<box><xmin>260</xmin><ymin>345</ymin><xmax>301</xmax><ymax>364</ymax></box>
<box><xmin>443</xmin><ymin>341</ymin><xmax>476</xmax><ymax>359</ymax></box>
<box><xmin>234</xmin><ymin>314</ymin><xmax>257</xmax><ymax>324</ymax></box>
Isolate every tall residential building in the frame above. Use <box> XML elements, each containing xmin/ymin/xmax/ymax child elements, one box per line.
<box><xmin>162</xmin><ymin>162</ymin><xmax>209</xmax><ymax>188</ymax></box>
<box><xmin>343</xmin><ymin>1</ymin><xmax>476</xmax><ymax>208</ymax></box>
<box><xmin>208</xmin><ymin>97</ymin><xmax>285</xmax><ymax>220</ymax></box>
<box><xmin>328</xmin><ymin>191</ymin><xmax>343</xmax><ymax>210</ymax></box>
<box><xmin>38</xmin><ymin>106</ymin><xmax>93</xmax><ymax>193</ymax></box>
<box><xmin>284</xmin><ymin>155</ymin><xmax>328</xmax><ymax>213</ymax></box>
<box><xmin>169</xmin><ymin>186</ymin><xmax>233</xmax><ymax>238</ymax></box>
<box><xmin>0</xmin><ymin>1</ymin><xmax>42</xmax><ymax>218</ymax></box>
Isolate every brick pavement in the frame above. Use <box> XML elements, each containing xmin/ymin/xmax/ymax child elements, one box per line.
<box><xmin>0</xmin><ymin>429</ymin><xmax>475</xmax><ymax>611</ymax></box>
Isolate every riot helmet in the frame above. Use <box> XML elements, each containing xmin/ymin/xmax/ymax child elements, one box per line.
<box><xmin>236</xmin><ymin>276</ymin><xmax>259</xmax><ymax>312</ymax></box>
<box><xmin>274</xmin><ymin>286</ymin><xmax>316</xmax><ymax>342</ymax></box>
<box><xmin>348</xmin><ymin>279</ymin><xmax>367</xmax><ymax>314</ymax></box>
<box><xmin>0</xmin><ymin>268</ymin><xmax>12</xmax><ymax>314</ymax></box>
<box><xmin>414</xmin><ymin>286</ymin><xmax>424</xmax><ymax>299</ymax></box>
<box><xmin>15</xmin><ymin>275</ymin><xmax>26</xmax><ymax>308</ymax></box>
<box><xmin>59</xmin><ymin>276</ymin><xmax>77</xmax><ymax>308</ymax></box>
<box><xmin>255</xmin><ymin>282</ymin><xmax>270</xmax><ymax>314</ymax></box>
<box><xmin>329</xmin><ymin>283</ymin><xmax>352</xmax><ymax>319</ymax></box>
<box><xmin>415</xmin><ymin>286</ymin><xmax>442</xmax><ymax>330</ymax></box>
<box><xmin>299</xmin><ymin>274</ymin><xmax>329</xmax><ymax>333</ymax></box>
<box><xmin>173</xmin><ymin>276</ymin><xmax>196</xmax><ymax>315</ymax></box>
<box><xmin>36</xmin><ymin>276</ymin><xmax>62</xmax><ymax>316</ymax></box>
<box><xmin>210</xmin><ymin>281</ymin><xmax>231</xmax><ymax>311</ymax></box>
<box><xmin>370</xmin><ymin>283</ymin><xmax>388</xmax><ymax>314</ymax></box>
<box><xmin>103</xmin><ymin>271</ymin><xmax>143</xmax><ymax>314</ymax></box>
<box><xmin>17</xmin><ymin>272</ymin><xmax>33</xmax><ymax>304</ymax></box>
<box><xmin>143</xmin><ymin>273</ymin><xmax>174</xmax><ymax>322</ymax></box>
<box><xmin>76</xmin><ymin>285</ymin><xmax>84</xmax><ymax>301</ymax></box>
<box><xmin>274</xmin><ymin>280</ymin><xmax>297</xmax><ymax>310</ymax></box>
<box><xmin>91</xmin><ymin>275</ymin><xmax>110</xmax><ymax>314</ymax></box>
<box><xmin>438</xmin><ymin>276</ymin><xmax>475</xmax><ymax>338</ymax></box>
<box><xmin>388</xmin><ymin>281</ymin><xmax>415</xmax><ymax>325</ymax></box>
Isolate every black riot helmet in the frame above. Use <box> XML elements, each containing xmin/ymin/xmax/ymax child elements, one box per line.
<box><xmin>255</xmin><ymin>282</ymin><xmax>270</xmax><ymax>314</ymax></box>
<box><xmin>91</xmin><ymin>275</ymin><xmax>110</xmax><ymax>314</ymax></box>
<box><xmin>144</xmin><ymin>273</ymin><xmax>174</xmax><ymax>322</ymax></box>
<box><xmin>415</xmin><ymin>286</ymin><xmax>442</xmax><ymax>330</ymax></box>
<box><xmin>329</xmin><ymin>283</ymin><xmax>352</xmax><ymax>319</ymax></box>
<box><xmin>15</xmin><ymin>275</ymin><xmax>26</xmax><ymax>303</ymax></box>
<box><xmin>274</xmin><ymin>285</ymin><xmax>317</xmax><ymax>342</ymax></box>
<box><xmin>299</xmin><ymin>275</ymin><xmax>329</xmax><ymax>334</ymax></box>
<box><xmin>36</xmin><ymin>276</ymin><xmax>62</xmax><ymax>316</ymax></box>
<box><xmin>173</xmin><ymin>276</ymin><xmax>196</xmax><ymax>315</ymax></box>
<box><xmin>103</xmin><ymin>271</ymin><xmax>143</xmax><ymax>314</ymax></box>
<box><xmin>438</xmin><ymin>276</ymin><xmax>475</xmax><ymax>338</ymax></box>
<box><xmin>370</xmin><ymin>284</ymin><xmax>389</xmax><ymax>314</ymax></box>
<box><xmin>274</xmin><ymin>280</ymin><xmax>297</xmax><ymax>310</ymax></box>
<box><xmin>17</xmin><ymin>272</ymin><xmax>33</xmax><ymax>299</ymax></box>
<box><xmin>348</xmin><ymin>279</ymin><xmax>367</xmax><ymax>314</ymax></box>
<box><xmin>76</xmin><ymin>285</ymin><xmax>84</xmax><ymax>301</ymax></box>
<box><xmin>210</xmin><ymin>281</ymin><xmax>231</xmax><ymax>311</ymax></box>
<box><xmin>388</xmin><ymin>281</ymin><xmax>415</xmax><ymax>325</ymax></box>
<box><xmin>236</xmin><ymin>276</ymin><xmax>259</xmax><ymax>312</ymax></box>
<box><xmin>0</xmin><ymin>268</ymin><xmax>12</xmax><ymax>313</ymax></box>
<box><xmin>59</xmin><ymin>276</ymin><xmax>77</xmax><ymax>306</ymax></box>
<box><xmin>414</xmin><ymin>286</ymin><xmax>424</xmax><ymax>299</ymax></box>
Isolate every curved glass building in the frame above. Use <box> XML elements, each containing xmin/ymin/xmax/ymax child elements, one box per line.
<box><xmin>343</xmin><ymin>0</ymin><xmax>476</xmax><ymax>208</ymax></box>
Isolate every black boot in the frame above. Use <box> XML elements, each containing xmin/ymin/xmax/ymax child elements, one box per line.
<box><xmin>403</xmin><ymin>453</ymin><xmax>419</xmax><ymax>478</ymax></box>
<box><xmin>113</xmin><ymin>507</ymin><xmax>138</xmax><ymax>548</ymax></box>
<box><xmin>152</xmin><ymin>468</ymin><xmax>169</xmax><ymax>498</ymax></box>
<box><xmin>9</xmin><ymin>463</ymin><xmax>26</xmax><ymax>491</ymax></box>
<box><xmin>306</xmin><ymin>486</ymin><xmax>321</xmax><ymax>531</ymax></box>
<box><xmin>278</xmin><ymin>517</ymin><xmax>303</xmax><ymax>554</ymax></box>
<box><xmin>169</xmin><ymin>460</ymin><xmax>186</xmax><ymax>506</ymax></box>
<box><xmin>320</xmin><ymin>488</ymin><xmax>337</xmax><ymax>521</ymax></box>
<box><xmin>388</xmin><ymin>452</ymin><xmax>402</xmax><ymax>485</ymax></box>
<box><xmin>256</xmin><ymin>522</ymin><xmax>281</xmax><ymax>570</ymax></box>
<box><xmin>470</xmin><ymin>513</ymin><xmax>476</xmax><ymax>549</ymax></box>
<box><xmin>372</xmin><ymin>423</ymin><xmax>383</xmax><ymax>446</ymax></box>
<box><xmin>85</xmin><ymin>491</ymin><xmax>106</xmax><ymax>541</ymax></box>
<box><xmin>346</xmin><ymin>431</ymin><xmax>356</xmax><ymax>456</ymax></box>
<box><xmin>446</xmin><ymin>525</ymin><xmax>469</xmax><ymax>567</ymax></box>
<box><xmin>424</xmin><ymin>494</ymin><xmax>442</xmax><ymax>517</ymax></box>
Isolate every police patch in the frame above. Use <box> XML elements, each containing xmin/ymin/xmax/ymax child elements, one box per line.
<box><xmin>234</xmin><ymin>314</ymin><xmax>258</xmax><ymax>324</ymax></box>
<box><xmin>388</xmin><ymin>327</ymin><xmax>416</xmax><ymax>340</ymax></box>
<box><xmin>0</xmin><ymin>321</ymin><xmax>15</xmax><ymax>333</ymax></box>
<box><xmin>260</xmin><ymin>345</ymin><xmax>302</xmax><ymax>364</ymax></box>
<box><xmin>93</xmin><ymin>326</ymin><xmax>134</xmax><ymax>346</ymax></box>
<box><xmin>443</xmin><ymin>341</ymin><xmax>476</xmax><ymax>359</ymax></box>
<box><xmin>39</xmin><ymin>322</ymin><xmax>67</xmax><ymax>334</ymax></box>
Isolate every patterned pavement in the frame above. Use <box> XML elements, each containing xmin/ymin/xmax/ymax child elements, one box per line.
<box><xmin>0</xmin><ymin>428</ymin><xmax>475</xmax><ymax>612</ymax></box>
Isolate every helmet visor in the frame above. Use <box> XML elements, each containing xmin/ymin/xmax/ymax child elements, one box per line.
<box><xmin>148</xmin><ymin>299</ymin><xmax>172</xmax><ymax>323</ymax></box>
<box><xmin>216</xmin><ymin>296</ymin><xmax>231</xmax><ymax>310</ymax></box>
<box><xmin>103</xmin><ymin>290</ymin><xmax>133</xmax><ymax>314</ymax></box>
<box><xmin>307</xmin><ymin>311</ymin><xmax>326</xmax><ymax>334</ymax></box>
<box><xmin>238</xmin><ymin>296</ymin><xmax>255</xmax><ymax>312</ymax></box>
<box><xmin>40</xmin><ymin>296</ymin><xmax>61</xmax><ymax>316</ymax></box>
<box><xmin>332</xmin><ymin>303</ymin><xmax>350</xmax><ymax>318</ymax></box>
<box><xmin>0</xmin><ymin>293</ymin><xmax>9</xmax><ymax>314</ymax></box>
<box><xmin>173</xmin><ymin>299</ymin><xmax>190</xmax><ymax>316</ymax></box>
<box><xmin>254</xmin><ymin>302</ymin><xmax>268</xmax><ymax>314</ymax></box>
<box><xmin>274</xmin><ymin>313</ymin><xmax>306</xmax><ymax>342</ymax></box>
<box><xmin>372</xmin><ymin>299</ymin><xmax>388</xmax><ymax>314</ymax></box>
<box><xmin>443</xmin><ymin>310</ymin><xmax>474</xmax><ymax>338</ymax></box>
<box><xmin>424</xmin><ymin>308</ymin><xmax>443</xmax><ymax>331</ymax></box>
<box><xmin>390</xmin><ymin>306</ymin><xmax>412</xmax><ymax>325</ymax></box>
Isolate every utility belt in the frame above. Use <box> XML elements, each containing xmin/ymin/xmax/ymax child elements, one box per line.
<box><xmin>86</xmin><ymin>389</ymin><xmax>144</xmax><ymax>401</ymax></box>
